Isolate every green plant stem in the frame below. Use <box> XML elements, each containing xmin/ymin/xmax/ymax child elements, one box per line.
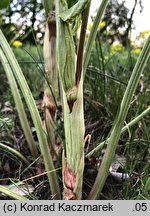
<box><xmin>83</xmin><ymin>0</ymin><xmax>109</xmax><ymax>76</ymax></box>
<box><xmin>0</xmin><ymin>48</ymin><xmax>38</xmax><ymax>158</ymax></box>
<box><xmin>0</xmin><ymin>143</ymin><xmax>29</xmax><ymax>166</ymax></box>
<box><xmin>55</xmin><ymin>0</ymin><xmax>86</xmax><ymax>199</ymax></box>
<box><xmin>88</xmin><ymin>36</ymin><xmax>150</xmax><ymax>199</ymax></box>
<box><xmin>0</xmin><ymin>30</ymin><xmax>61</xmax><ymax>199</ymax></box>
<box><xmin>86</xmin><ymin>105</ymin><xmax>150</xmax><ymax>158</ymax></box>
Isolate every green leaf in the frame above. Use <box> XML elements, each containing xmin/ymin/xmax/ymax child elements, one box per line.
<box><xmin>42</xmin><ymin>0</ymin><xmax>54</xmax><ymax>16</ymax></box>
<box><xmin>0</xmin><ymin>30</ymin><xmax>61</xmax><ymax>199</ymax></box>
<box><xmin>60</xmin><ymin>0</ymin><xmax>90</xmax><ymax>22</ymax></box>
<box><xmin>0</xmin><ymin>0</ymin><xmax>10</xmax><ymax>9</ymax></box>
<box><xmin>56</xmin><ymin>0</ymin><xmax>76</xmax><ymax>92</ymax></box>
<box><xmin>88</xmin><ymin>36</ymin><xmax>150</xmax><ymax>199</ymax></box>
<box><xmin>84</xmin><ymin>0</ymin><xmax>109</xmax><ymax>75</ymax></box>
<box><xmin>145</xmin><ymin>177</ymin><xmax>150</xmax><ymax>192</ymax></box>
<box><xmin>0</xmin><ymin>48</ymin><xmax>38</xmax><ymax>158</ymax></box>
<box><xmin>0</xmin><ymin>142</ymin><xmax>29</xmax><ymax>166</ymax></box>
<box><xmin>67</xmin><ymin>0</ymin><xmax>78</xmax><ymax>8</ymax></box>
<box><xmin>0</xmin><ymin>185</ymin><xmax>28</xmax><ymax>200</ymax></box>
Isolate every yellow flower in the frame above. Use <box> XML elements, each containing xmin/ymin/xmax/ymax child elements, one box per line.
<box><xmin>140</xmin><ymin>30</ymin><xmax>150</xmax><ymax>38</ymax></box>
<box><xmin>99</xmin><ymin>21</ymin><xmax>106</xmax><ymax>29</ymax></box>
<box><xmin>111</xmin><ymin>42</ymin><xmax>124</xmax><ymax>53</ymax></box>
<box><xmin>12</xmin><ymin>40</ymin><xmax>23</xmax><ymax>48</ymax></box>
<box><xmin>132</xmin><ymin>48</ymin><xmax>141</xmax><ymax>54</ymax></box>
<box><xmin>136</xmin><ymin>30</ymin><xmax>150</xmax><ymax>45</ymax></box>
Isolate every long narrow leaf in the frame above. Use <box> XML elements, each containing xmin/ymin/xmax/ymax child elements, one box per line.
<box><xmin>76</xmin><ymin>1</ymin><xmax>91</xmax><ymax>86</ymax></box>
<box><xmin>0</xmin><ymin>185</ymin><xmax>28</xmax><ymax>200</ymax></box>
<box><xmin>0</xmin><ymin>142</ymin><xmax>29</xmax><ymax>166</ymax></box>
<box><xmin>55</xmin><ymin>0</ymin><xmax>76</xmax><ymax>93</ymax></box>
<box><xmin>42</xmin><ymin>0</ymin><xmax>54</xmax><ymax>16</ymax></box>
<box><xmin>0</xmin><ymin>47</ymin><xmax>38</xmax><ymax>158</ymax></box>
<box><xmin>0</xmin><ymin>30</ymin><xmax>61</xmax><ymax>199</ymax></box>
<box><xmin>88</xmin><ymin>36</ymin><xmax>150</xmax><ymax>199</ymax></box>
<box><xmin>60</xmin><ymin>0</ymin><xmax>90</xmax><ymax>22</ymax></box>
<box><xmin>83</xmin><ymin>0</ymin><xmax>109</xmax><ymax>76</ymax></box>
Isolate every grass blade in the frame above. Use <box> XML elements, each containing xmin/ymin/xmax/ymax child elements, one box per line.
<box><xmin>0</xmin><ymin>142</ymin><xmax>29</xmax><ymax>166</ymax></box>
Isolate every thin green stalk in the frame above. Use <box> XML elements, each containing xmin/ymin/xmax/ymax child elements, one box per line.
<box><xmin>0</xmin><ymin>48</ymin><xmax>38</xmax><ymax>158</ymax></box>
<box><xmin>83</xmin><ymin>0</ymin><xmax>109</xmax><ymax>76</ymax></box>
<box><xmin>0</xmin><ymin>30</ymin><xmax>61</xmax><ymax>199</ymax></box>
<box><xmin>96</xmin><ymin>34</ymin><xmax>106</xmax><ymax>98</ymax></box>
<box><xmin>0</xmin><ymin>185</ymin><xmax>28</xmax><ymax>200</ymax></box>
<box><xmin>0</xmin><ymin>142</ymin><xmax>29</xmax><ymax>166</ymax></box>
<box><xmin>88</xmin><ymin>36</ymin><xmax>150</xmax><ymax>199</ymax></box>
<box><xmin>86</xmin><ymin>105</ymin><xmax>150</xmax><ymax>158</ymax></box>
